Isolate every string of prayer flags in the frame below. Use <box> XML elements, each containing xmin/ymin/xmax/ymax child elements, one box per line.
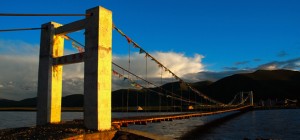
<box><xmin>112</xmin><ymin>69</ymin><xmax>143</xmax><ymax>90</ymax></box>
<box><xmin>72</xmin><ymin>42</ymin><xmax>84</xmax><ymax>53</ymax></box>
<box><xmin>114</xmin><ymin>26</ymin><xmax>126</xmax><ymax>36</ymax></box>
<box><xmin>114</xmin><ymin>25</ymin><xmax>226</xmax><ymax>105</ymax></box>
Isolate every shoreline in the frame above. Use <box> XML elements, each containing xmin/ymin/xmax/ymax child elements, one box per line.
<box><xmin>0</xmin><ymin>106</ymin><xmax>299</xmax><ymax>112</ymax></box>
<box><xmin>0</xmin><ymin>119</ymin><xmax>170</xmax><ymax>140</ymax></box>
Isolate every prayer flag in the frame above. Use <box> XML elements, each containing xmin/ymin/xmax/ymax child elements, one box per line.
<box><xmin>125</xmin><ymin>36</ymin><xmax>132</xmax><ymax>44</ymax></box>
<box><xmin>139</xmin><ymin>49</ymin><xmax>145</xmax><ymax>54</ymax></box>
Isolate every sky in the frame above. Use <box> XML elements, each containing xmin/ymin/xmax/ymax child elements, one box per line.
<box><xmin>0</xmin><ymin>0</ymin><xmax>300</xmax><ymax>100</ymax></box>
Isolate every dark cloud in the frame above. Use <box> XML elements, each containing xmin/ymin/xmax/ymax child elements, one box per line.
<box><xmin>183</xmin><ymin>70</ymin><xmax>252</xmax><ymax>82</ymax></box>
<box><xmin>277</xmin><ymin>51</ymin><xmax>288</xmax><ymax>57</ymax></box>
<box><xmin>253</xmin><ymin>59</ymin><xmax>262</xmax><ymax>62</ymax></box>
<box><xmin>234</xmin><ymin>61</ymin><xmax>249</xmax><ymax>66</ymax></box>
<box><xmin>257</xmin><ymin>57</ymin><xmax>300</xmax><ymax>70</ymax></box>
<box><xmin>223</xmin><ymin>67</ymin><xmax>239</xmax><ymax>71</ymax></box>
<box><xmin>184</xmin><ymin>57</ymin><xmax>300</xmax><ymax>82</ymax></box>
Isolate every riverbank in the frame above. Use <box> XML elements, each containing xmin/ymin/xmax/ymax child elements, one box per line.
<box><xmin>1</xmin><ymin>106</ymin><xmax>299</xmax><ymax>112</ymax></box>
<box><xmin>0</xmin><ymin>119</ymin><xmax>170</xmax><ymax>140</ymax></box>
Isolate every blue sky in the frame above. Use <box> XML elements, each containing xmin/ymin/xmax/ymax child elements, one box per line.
<box><xmin>0</xmin><ymin>0</ymin><xmax>299</xmax><ymax>71</ymax></box>
<box><xmin>1</xmin><ymin>0</ymin><xmax>300</xmax><ymax>100</ymax></box>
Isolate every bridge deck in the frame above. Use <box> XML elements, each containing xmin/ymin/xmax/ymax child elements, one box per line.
<box><xmin>112</xmin><ymin>105</ymin><xmax>252</xmax><ymax>127</ymax></box>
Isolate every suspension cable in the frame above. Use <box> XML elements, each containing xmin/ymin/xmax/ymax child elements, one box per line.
<box><xmin>112</xmin><ymin>62</ymin><xmax>199</xmax><ymax>105</ymax></box>
<box><xmin>60</xmin><ymin>35</ymin><xmax>200</xmax><ymax>106</ymax></box>
<box><xmin>112</xmin><ymin>68</ymin><xmax>199</xmax><ymax>105</ymax></box>
<box><xmin>0</xmin><ymin>27</ymin><xmax>45</xmax><ymax>32</ymax></box>
<box><xmin>113</xmin><ymin>25</ymin><xmax>225</xmax><ymax>106</ymax></box>
<box><xmin>0</xmin><ymin>13</ymin><xmax>91</xmax><ymax>16</ymax></box>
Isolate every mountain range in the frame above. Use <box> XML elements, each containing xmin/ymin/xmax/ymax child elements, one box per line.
<box><xmin>1</xmin><ymin>69</ymin><xmax>299</xmax><ymax>108</ymax></box>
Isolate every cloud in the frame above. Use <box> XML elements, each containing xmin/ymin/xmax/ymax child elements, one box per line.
<box><xmin>0</xmin><ymin>39</ymin><xmax>205</xmax><ymax>100</ymax></box>
<box><xmin>186</xmin><ymin>57</ymin><xmax>300</xmax><ymax>82</ymax></box>
<box><xmin>2</xmin><ymin>39</ymin><xmax>299</xmax><ymax>100</ymax></box>
<box><xmin>223</xmin><ymin>67</ymin><xmax>239</xmax><ymax>71</ymax></box>
<box><xmin>0</xmin><ymin>40</ymin><xmax>39</xmax><ymax>55</ymax></box>
<box><xmin>113</xmin><ymin>52</ymin><xmax>205</xmax><ymax>78</ymax></box>
<box><xmin>258</xmin><ymin>57</ymin><xmax>300</xmax><ymax>70</ymax></box>
<box><xmin>0</xmin><ymin>40</ymin><xmax>85</xmax><ymax>100</ymax></box>
<box><xmin>253</xmin><ymin>58</ymin><xmax>262</xmax><ymax>62</ymax></box>
<box><xmin>183</xmin><ymin>70</ymin><xmax>252</xmax><ymax>82</ymax></box>
<box><xmin>234</xmin><ymin>61</ymin><xmax>249</xmax><ymax>66</ymax></box>
<box><xmin>277</xmin><ymin>51</ymin><xmax>288</xmax><ymax>57</ymax></box>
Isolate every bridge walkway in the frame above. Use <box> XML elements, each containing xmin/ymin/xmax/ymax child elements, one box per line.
<box><xmin>112</xmin><ymin>105</ymin><xmax>252</xmax><ymax>127</ymax></box>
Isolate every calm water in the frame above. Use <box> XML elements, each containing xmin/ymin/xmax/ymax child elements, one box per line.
<box><xmin>0</xmin><ymin>110</ymin><xmax>299</xmax><ymax>139</ymax></box>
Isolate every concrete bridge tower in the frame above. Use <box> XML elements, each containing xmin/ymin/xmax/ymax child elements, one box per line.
<box><xmin>36</xmin><ymin>6</ymin><xmax>112</xmax><ymax>131</ymax></box>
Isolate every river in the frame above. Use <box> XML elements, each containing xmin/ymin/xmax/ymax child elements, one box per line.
<box><xmin>0</xmin><ymin>109</ymin><xmax>299</xmax><ymax>139</ymax></box>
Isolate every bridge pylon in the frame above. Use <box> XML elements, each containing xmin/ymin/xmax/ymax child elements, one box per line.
<box><xmin>36</xmin><ymin>6</ymin><xmax>112</xmax><ymax>131</ymax></box>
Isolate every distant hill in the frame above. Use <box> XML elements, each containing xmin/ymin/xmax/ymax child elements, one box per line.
<box><xmin>0</xmin><ymin>99</ymin><xmax>17</xmax><ymax>107</ymax></box>
<box><xmin>1</xmin><ymin>69</ymin><xmax>299</xmax><ymax>107</ymax></box>
<box><xmin>201</xmin><ymin>69</ymin><xmax>300</xmax><ymax>103</ymax></box>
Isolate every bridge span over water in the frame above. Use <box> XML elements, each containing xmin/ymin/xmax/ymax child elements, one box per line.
<box><xmin>1</xmin><ymin>6</ymin><xmax>254</xmax><ymax>134</ymax></box>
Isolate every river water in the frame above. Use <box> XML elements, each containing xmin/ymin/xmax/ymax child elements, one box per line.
<box><xmin>0</xmin><ymin>109</ymin><xmax>299</xmax><ymax>139</ymax></box>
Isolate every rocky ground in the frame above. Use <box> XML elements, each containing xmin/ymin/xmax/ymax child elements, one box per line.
<box><xmin>0</xmin><ymin>120</ymin><xmax>152</xmax><ymax>140</ymax></box>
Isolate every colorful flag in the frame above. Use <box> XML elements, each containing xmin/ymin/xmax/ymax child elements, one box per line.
<box><xmin>133</xmin><ymin>43</ymin><xmax>139</xmax><ymax>48</ymax></box>
<box><xmin>112</xmin><ymin>70</ymin><xmax>118</xmax><ymax>76</ymax></box>
<box><xmin>125</xmin><ymin>36</ymin><xmax>132</xmax><ymax>44</ymax></box>
<box><xmin>139</xmin><ymin>49</ymin><xmax>145</xmax><ymax>54</ymax></box>
<box><xmin>72</xmin><ymin>42</ymin><xmax>84</xmax><ymax>53</ymax></box>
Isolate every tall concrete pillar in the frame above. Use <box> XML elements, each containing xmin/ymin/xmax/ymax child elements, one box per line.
<box><xmin>37</xmin><ymin>22</ymin><xmax>64</xmax><ymax>125</ymax></box>
<box><xmin>84</xmin><ymin>6</ymin><xmax>112</xmax><ymax>130</ymax></box>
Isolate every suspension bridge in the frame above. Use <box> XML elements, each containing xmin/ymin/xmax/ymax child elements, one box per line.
<box><xmin>0</xmin><ymin>6</ymin><xmax>254</xmax><ymax>138</ymax></box>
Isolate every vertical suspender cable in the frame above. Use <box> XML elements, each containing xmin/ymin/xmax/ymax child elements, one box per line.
<box><xmin>180</xmin><ymin>83</ymin><xmax>183</xmax><ymax>112</ymax></box>
<box><xmin>160</xmin><ymin>66</ymin><xmax>163</xmax><ymax>112</ymax></box>
<box><xmin>127</xmin><ymin>43</ymin><xmax>131</xmax><ymax>112</ymax></box>
<box><xmin>145</xmin><ymin>55</ymin><xmax>148</xmax><ymax>112</ymax></box>
<box><xmin>136</xmin><ymin>76</ymin><xmax>139</xmax><ymax>112</ymax></box>
<box><xmin>122</xmin><ymin>70</ymin><xmax>125</xmax><ymax>112</ymax></box>
<box><xmin>171</xmin><ymin>77</ymin><xmax>174</xmax><ymax>112</ymax></box>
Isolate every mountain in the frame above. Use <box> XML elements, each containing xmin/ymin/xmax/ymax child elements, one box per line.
<box><xmin>1</xmin><ymin>69</ymin><xmax>299</xmax><ymax>107</ymax></box>
<box><xmin>62</xmin><ymin>94</ymin><xmax>83</xmax><ymax>107</ymax></box>
<box><xmin>0</xmin><ymin>99</ymin><xmax>17</xmax><ymax>107</ymax></box>
<box><xmin>201</xmin><ymin>69</ymin><xmax>300</xmax><ymax>103</ymax></box>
